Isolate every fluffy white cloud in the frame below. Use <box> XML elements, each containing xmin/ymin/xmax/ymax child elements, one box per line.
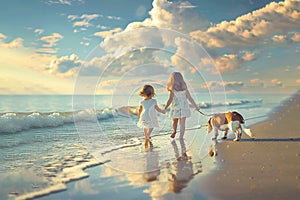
<box><xmin>94</xmin><ymin>28</ymin><xmax>123</xmax><ymax>39</ymax></box>
<box><xmin>45</xmin><ymin>0</ymin><xmax>84</xmax><ymax>5</ymax></box>
<box><xmin>250</xmin><ymin>78</ymin><xmax>261</xmax><ymax>84</ymax></box>
<box><xmin>46</xmin><ymin>0</ymin><xmax>72</xmax><ymax>5</ymax></box>
<box><xmin>126</xmin><ymin>0</ymin><xmax>209</xmax><ymax>33</ymax></box>
<box><xmin>200</xmin><ymin>81</ymin><xmax>244</xmax><ymax>92</ymax></box>
<box><xmin>0</xmin><ymin>36</ymin><xmax>24</xmax><ymax>49</ymax></box>
<box><xmin>68</xmin><ymin>14</ymin><xmax>101</xmax><ymax>28</ymax></box>
<box><xmin>191</xmin><ymin>0</ymin><xmax>300</xmax><ymax>49</ymax></box>
<box><xmin>47</xmin><ymin>54</ymin><xmax>82</xmax><ymax>76</ymax></box>
<box><xmin>34</xmin><ymin>29</ymin><xmax>44</xmax><ymax>35</ymax></box>
<box><xmin>271</xmin><ymin>32</ymin><xmax>300</xmax><ymax>44</ymax></box>
<box><xmin>100</xmin><ymin>27</ymin><xmax>165</xmax><ymax>54</ymax></box>
<box><xmin>291</xmin><ymin>32</ymin><xmax>300</xmax><ymax>42</ymax></box>
<box><xmin>56</xmin><ymin>0</ymin><xmax>213</xmax><ymax>78</ymax></box>
<box><xmin>73</xmin><ymin>21</ymin><xmax>91</xmax><ymax>27</ymax></box>
<box><xmin>213</xmin><ymin>51</ymin><xmax>257</xmax><ymax>74</ymax></box>
<box><xmin>170</xmin><ymin>37</ymin><xmax>215</xmax><ymax>73</ymax></box>
<box><xmin>39</xmin><ymin>33</ymin><xmax>63</xmax><ymax>48</ymax></box>
<box><xmin>271</xmin><ymin>79</ymin><xmax>283</xmax><ymax>87</ymax></box>
<box><xmin>0</xmin><ymin>33</ymin><xmax>7</xmax><ymax>40</ymax></box>
<box><xmin>189</xmin><ymin>0</ymin><xmax>300</xmax><ymax>73</ymax></box>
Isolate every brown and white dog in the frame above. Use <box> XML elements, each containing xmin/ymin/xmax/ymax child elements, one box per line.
<box><xmin>206</xmin><ymin>111</ymin><xmax>253</xmax><ymax>141</ymax></box>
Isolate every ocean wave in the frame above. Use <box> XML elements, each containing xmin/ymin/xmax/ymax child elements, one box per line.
<box><xmin>0</xmin><ymin>99</ymin><xmax>262</xmax><ymax>133</ymax></box>
<box><xmin>0</xmin><ymin>109</ymin><xmax>118</xmax><ymax>134</ymax></box>
<box><xmin>198</xmin><ymin>99</ymin><xmax>263</xmax><ymax>108</ymax></box>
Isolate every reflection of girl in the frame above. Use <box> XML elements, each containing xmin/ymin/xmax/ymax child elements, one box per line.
<box><xmin>164</xmin><ymin>72</ymin><xmax>200</xmax><ymax>138</ymax></box>
<box><xmin>137</xmin><ymin>85</ymin><xmax>165</xmax><ymax>140</ymax></box>
<box><xmin>169</xmin><ymin>139</ymin><xmax>201</xmax><ymax>193</ymax></box>
<box><xmin>143</xmin><ymin>141</ymin><xmax>160</xmax><ymax>182</ymax></box>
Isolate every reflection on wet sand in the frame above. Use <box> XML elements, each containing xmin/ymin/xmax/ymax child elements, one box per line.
<box><xmin>99</xmin><ymin>138</ymin><xmax>202</xmax><ymax>199</ymax></box>
<box><xmin>143</xmin><ymin>140</ymin><xmax>160</xmax><ymax>182</ymax></box>
<box><xmin>169</xmin><ymin>139</ymin><xmax>202</xmax><ymax>193</ymax></box>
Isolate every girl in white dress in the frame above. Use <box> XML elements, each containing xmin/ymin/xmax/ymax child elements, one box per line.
<box><xmin>164</xmin><ymin>72</ymin><xmax>200</xmax><ymax>138</ymax></box>
<box><xmin>137</xmin><ymin>85</ymin><xmax>165</xmax><ymax>140</ymax></box>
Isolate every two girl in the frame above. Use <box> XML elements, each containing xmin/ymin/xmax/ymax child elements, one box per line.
<box><xmin>137</xmin><ymin>72</ymin><xmax>200</xmax><ymax>139</ymax></box>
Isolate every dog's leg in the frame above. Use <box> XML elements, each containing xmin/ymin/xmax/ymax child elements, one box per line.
<box><xmin>230</xmin><ymin>121</ymin><xmax>240</xmax><ymax>141</ymax></box>
<box><xmin>221</xmin><ymin>129</ymin><xmax>228</xmax><ymax>140</ymax></box>
<box><xmin>212</xmin><ymin>128</ymin><xmax>218</xmax><ymax>140</ymax></box>
<box><xmin>233</xmin><ymin>130</ymin><xmax>240</xmax><ymax>141</ymax></box>
<box><xmin>238</xmin><ymin>126</ymin><xmax>242</xmax><ymax>140</ymax></box>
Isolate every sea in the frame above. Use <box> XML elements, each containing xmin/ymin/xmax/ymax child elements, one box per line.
<box><xmin>0</xmin><ymin>93</ymin><xmax>289</xmax><ymax>199</ymax></box>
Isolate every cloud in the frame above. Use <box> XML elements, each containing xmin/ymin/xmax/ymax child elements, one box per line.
<box><xmin>100</xmin><ymin>27</ymin><xmax>165</xmax><ymax>54</ymax></box>
<box><xmin>272</xmin><ymin>34</ymin><xmax>287</xmax><ymax>42</ymax></box>
<box><xmin>54</xmin><ymin>0</ymin><xmax>212</xmax><ymax>78</ymax></box>
<box><xmin>94</xmin><ymin>28</ymin><xmax>123</xmax><ymax>39</ymax></box>
<box><xmin>271</xmin><ymin>79</ymin><xmax>283</xmax><ymax>87</ymax></box>
<box><xmin>291</xmin><ymin>32</ymin><xmax>300</xmax><ymax>42</ymax></box>
<box><xmin>213</xmin><ymin>51</ymin><xmax>256</xmax><ymax>74</ymax></box>
<box><xmin>73</xmin><ymin>21</ymin><xmax>91</xmax><ymax>27</ymax></box>
<box><xmin>107</xmin><ymin>16</ymin><xmax>122</xmax><ymax>20</ymax></box>
<box><xmin>47</xmin><ymin>54</ymin><xmax>82</xmax><ymax>76</ymax></box>
<box><xmin>191</xmin><ymin>0</ymin><xmax>300</xmax><ymax>49</ymax></box>
<box><xmin>34</xmin><ymin>29</ymin><xmax>44</xmax><ymax>35</ymax></box>
<box><xmin>249</xmin><ymin>78</ymin><xmax>265</xmax><ymax>87</ymax></box>
<box><xmin>250</xmin><ymin>78</ymin><xmax>261</xmax><ymax>84</ymax></box>
<box><xmin>0</xmin><ymin>33</ymin><xmax>7</xmax><ymax>40</ymax></box>
<box><xmin>0</xmin><ymin>36</ymin><xmax>24</xmax><ymax>49</ymax></box>
<box><xmin>170</xmin><ymin>37</ymin><xmax>216</xmax><ymax>73</ymax></box>
<box><xmin>46</xmin><ymin>0</ymin><xmax>72</xmax><ymax>5</ymax></box>
<box><xmin>98</xmin><ymin>2</ymin><xmax>211</xmax><ymax>76</ymax></box>
<box><xmin>68</xmin><ymin>14</ymin><xmax>101</xmax><ymax>28</ymax></box>
<box><xmin>188</xmin><ymin>0</ymin><xmax>300</xmax><ymax>74</ymax></box>
<box><xmin>45</xmin><ymin>0</ymin><xmax>84</xmax><ymax>5</ymax></box>
<box><xmin>199</xmin><ymin>81</ymin><xmax>244</xmax><ymax>92</ymax></box>
<box><xmin>271</xmin><ymin>32</ymin><xmax>300</xmax><ymax>45</ymax></box>
<box><xmin>39</xmin><ymin>33</ymin><xmax>63</xmax><ymax>48</ymax></box>
<box><xmin>126</xmin><ymin>0</ymin><xmax>209</xmax><ymax>33</ymax></box>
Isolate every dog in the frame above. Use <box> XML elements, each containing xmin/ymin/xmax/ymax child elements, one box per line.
<box><xmin>206</xmin><ymin>111</ymin><xmax>253</xmax><ymax>141</ymax></box>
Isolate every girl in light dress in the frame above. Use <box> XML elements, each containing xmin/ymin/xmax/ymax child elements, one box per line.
<box><xmin>137</xmin><ymin>85</ymin><xmax>165</xmax><ymax>140</ymax></box>
<box><xmin>164</xmin><ymin>72</ymin><xmax>200</xmax><ymax>139</ymax></box>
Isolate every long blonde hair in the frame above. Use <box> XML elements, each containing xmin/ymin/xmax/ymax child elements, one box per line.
<box><xmin>167</xmin><ymin>72</ymin><xmax>187</xmax><ymax>92</ymax></box>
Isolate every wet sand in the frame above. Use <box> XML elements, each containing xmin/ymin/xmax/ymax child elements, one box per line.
<box><xmin>193</xmin><ymin>90</ymin><xmax>300</xmax><ymax>199</ymax></box>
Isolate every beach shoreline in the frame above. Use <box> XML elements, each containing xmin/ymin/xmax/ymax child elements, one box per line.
<box><xmin>2</xmin><ymin>91</ymin><xmax>299</xmax><ymax>200</ymax></box>
<box><xmin>190</xmin><ymin>90</ymin><xmax>300</xmax><ymax>199</ymax></box>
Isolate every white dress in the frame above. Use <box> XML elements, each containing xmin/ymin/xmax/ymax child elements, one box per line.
<box><xmin>169</xmin><ymin>90</ymin><xmax>191</xmax><ymax>118</ymax></box>
<box><xmin>137</xmin><ymin>99</ymin><xmax>159</xmax><ymax>128</ymax></box>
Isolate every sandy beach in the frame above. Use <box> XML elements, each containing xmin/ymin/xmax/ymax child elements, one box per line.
<box><xmin>193</xmin><ymin>90</ymin><xmax>300</xmax><ymax>199</ymax></box>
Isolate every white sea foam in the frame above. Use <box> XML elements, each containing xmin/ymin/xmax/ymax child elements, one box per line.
<box><xmin>0</xmin><ymin>99</ymin><xmax>263</xmax><ymax>134</ymax></box>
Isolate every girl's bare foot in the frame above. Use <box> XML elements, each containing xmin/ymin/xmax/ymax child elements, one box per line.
<box><xmin>170</xmin><ymin>132</ymin><xmax>176</xmax><ymax>138</ymax></box>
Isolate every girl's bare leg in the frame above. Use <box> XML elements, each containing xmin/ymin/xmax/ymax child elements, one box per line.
<box><xmin>147</xmin><ymin>128</ymin><xmax>153</xmax><ymax>139</ymax></box>
<box><xmin>171</xmin><ymin>118</ymin><xmax>178</xmax><ymax>138</ymax></box>
<box><xmin>179</xmin><ymin>117</ymin><xmax>186</xmax><ymax>138</ymax></box>
<box><xmin>144</xmin><ymin>128</ymin><xmax>149</xmax><ymax>139</ymax></box>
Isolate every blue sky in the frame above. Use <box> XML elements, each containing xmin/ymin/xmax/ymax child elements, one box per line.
<box><xmin>0</xmin><ymin>0</ymin><xmax>299</xmax><ymax>94</ymax></box>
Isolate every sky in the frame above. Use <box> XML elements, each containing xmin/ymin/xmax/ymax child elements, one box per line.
<box><xmin>0</xmin><ymin>0</ymin><xmax>299</xmax><ymax>94</ymax></box>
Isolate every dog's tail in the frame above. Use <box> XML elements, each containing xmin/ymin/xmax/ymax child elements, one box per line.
<box><xmin>241</xmin><ymin>124</ymin><xmax>254</xmax><ymax>138</ymax></box>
